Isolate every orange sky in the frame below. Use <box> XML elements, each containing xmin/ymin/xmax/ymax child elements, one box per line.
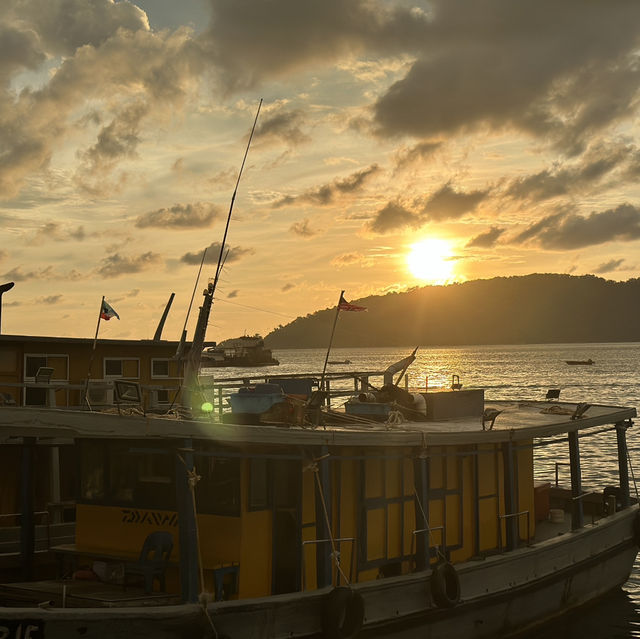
<box><xmin>3</xmin><ymin>0</ymin><xmax>640</xmax><ymax>341</ymax></box>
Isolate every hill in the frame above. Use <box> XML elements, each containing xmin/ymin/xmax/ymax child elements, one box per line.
<box><xmin>263</xmin><ymin>274</ymin><xmax>640</xmax><ymax>348</ymax></box>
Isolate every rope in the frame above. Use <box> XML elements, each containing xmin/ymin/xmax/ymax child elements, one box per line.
<box><xmin>304</xmin><ymin>456</ymin><xmax>350</xmax><ymax>586</ymax></box>
<box><xmin>627</xmin><ymin>447</ymin><xmax>639</xmax><ymax>502</ymax></box>
<box><xmin>385</xmin><ymin>410</ymin><xmax>404</xmax><ymax>427</ymax></box>
<box><xmin>177</xmin><ymin>453</ymin><xmax>219</xmax><ymax>639</ymax></box>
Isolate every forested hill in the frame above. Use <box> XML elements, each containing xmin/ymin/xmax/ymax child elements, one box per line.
<box><xmin>263</xmin><ymin>274</ymin><xmax>640</xmax><ymax>348</ymax></box>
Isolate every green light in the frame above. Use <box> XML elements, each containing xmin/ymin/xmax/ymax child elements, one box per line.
<box><xmin>201</xmin><ymin>402</ymin><xmax>214</xmax><ymax>413</ymax></box>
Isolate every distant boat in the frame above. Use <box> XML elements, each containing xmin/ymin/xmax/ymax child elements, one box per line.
<box><xmin>566</xmin><ymin>358</ymin><xmax>594</xmax><ymax>365</ymax></box>
<box><xmin>328</xmin><ymin>359</ymin><xmax>351</xmax><ymax>364</ymax></box>
<box><xmin>201</xmin><ymin>335</ymin><xmax>279</xmax><ymax>368</ymax></box>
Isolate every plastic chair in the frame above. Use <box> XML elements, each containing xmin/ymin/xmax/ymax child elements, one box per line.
<box><xmin>124</xmin><ymin>531</ymin><xmax>173</xmax><ymax>593</ymax></box>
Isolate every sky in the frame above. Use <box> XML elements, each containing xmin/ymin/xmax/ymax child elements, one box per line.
<box><xmin>3</xmin><ymin>0</ymin><xmax>640</xmax><ymax>342</ymax></box>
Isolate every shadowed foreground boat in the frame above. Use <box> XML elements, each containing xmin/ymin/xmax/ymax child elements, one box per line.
<box><xmin>0</xmin><ymin>353</ymin><xmax>638</xmax><ymax>639</ymax></box>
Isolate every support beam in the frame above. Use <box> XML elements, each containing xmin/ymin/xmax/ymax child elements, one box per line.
<box><xmin>20</xmin><ymin>437</ymin><xmax>36</xmax><ymax>581</ymax></box>
<box><xmin>176</xmin><ymin>439</ymin><xmax>200</xmax><ymax>603</ymax></box>
<box><xmin>502</xmin><ymin>442</ymin><xmax>517</xmax><ymax>551</ymax></box>
<box><xmin>568</xmin><ymin>431</ymin><xmax>584</xmax><ymax>530</ymax></box>
<box><xmin>616</xmin><ymin>422</ymin><xmax>631</xmax><ymax>509</ymax></box>
<box><xmin>315</xmin><ymin>445</ymin><xmax>332</xmax><ymax>588</ymax></box>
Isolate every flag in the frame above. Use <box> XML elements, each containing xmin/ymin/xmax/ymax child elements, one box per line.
<box><xmin>100</xmin><ymin>299</ymin><xmax>120</xmax><ymax>321</ymax></box>
<box><xmin>338</xmin><ymin>293</ymin><xmax>367</xmax><ymax>312</ymax></box>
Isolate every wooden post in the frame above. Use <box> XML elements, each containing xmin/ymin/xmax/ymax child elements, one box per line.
<box><xmin>568</xmin><ymin>431</ymin><xmax>584</xmax><ymax>530</ymax></box>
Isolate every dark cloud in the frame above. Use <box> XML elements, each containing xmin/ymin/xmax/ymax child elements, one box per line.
<box><xmin>372</xmin><ymin>1</ymin><xmax>640</xmax><ymax>153</ymax></box>
<box><xmin>0</xmin><ymin>23</ymin><xmax>45</xmax><ymax>80</ymax></box>
<box><xmin>506</xmin><ymin>144</ymin><xmax>633</xmax><ymax>202</ymax></box>
<box><xmin>367</xmin><ymin>201</ymin><xmax>421</xmax><ymax>234</ymax></box>
<box><xmin>202</xmin><ymin>0</ymin><xmax>429</xmax><ymax>92</ymax></box>
<box><xmin>31</xmin><ymin>221</ymin><xmax>87</xmax><ymax>243</ymax></box>
<box><xmin>227</xmin><ymin>289</ymin><xmax>239</xmax><ymax>298</ymax></box>
<box><xmin>422</xmin><ymin>183</ymin><xmax>488</xmax><ymax>221</ymax></box>
<box><xmin>512</xmin><ymin>204</ymin><xmax>640</xmax><ymax>249</ymax></box>
<box><xmin>256</xmin><ymin>109</ymin><xmax>310</xmax><ymax>146</ymax></box>
<box><xmin>135</xmin><ymin>202</ymin><xmax>221</xmax><ymax>229</ymax></box>
<box><xmin>594</xmin><ymin>258</ymin><xmax>625</xmax><ymax>274</ymax></box>
<box><xmin>97</xmin><ymin>251</ymin><xmax>163</xmax><ymax>278</ymax></box>
<box><xmin>281</xmin><ymin>283</ymin><xmax>295</xmax><ymax>292</ymax></box>
<box><xmin>394</xmin><ymin>141</ymin><xmax>443</xmax><ymax>170</ymax></box>
<box><xmin>289</xmin><ymin>219</ymin><xmax>316</xmax><ymax>237</ymax></box>
<box><xmin>466</xmin><ymin>226</ymin><xmax>505</xmax><ymax>248</ymax></box>
<box><xmin>180</xmin><ymin>242</ymin><xmax>254</xmax><ymax>265</ymax></box>
<box><xmin>272</xmin><ymin>165</ymin><xmax>380</xmax><ymax>207</ymax></box>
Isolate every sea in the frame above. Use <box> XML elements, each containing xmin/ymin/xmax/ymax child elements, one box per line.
<box><xmin>202</xmin><ymin>342</ymin><xmax>640</xmax><ymax>638</ymax></box>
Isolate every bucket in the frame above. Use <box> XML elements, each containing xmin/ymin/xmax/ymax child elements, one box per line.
<box><xmin>549</xmin><ymin>508</ymin><xmax>564</xmax><ymax>523</ymax></box>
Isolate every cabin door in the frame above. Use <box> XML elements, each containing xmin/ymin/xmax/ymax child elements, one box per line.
<box><xmin>272</xmin><ymin>460</ymin><xmax>301</xmax><ymax>594</ymax></box>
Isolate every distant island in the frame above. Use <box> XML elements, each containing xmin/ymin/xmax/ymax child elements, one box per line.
<box><xmin>264</xmin><ymin>274</ymin><xmax>640</xmax><ymax>348</ymax></box>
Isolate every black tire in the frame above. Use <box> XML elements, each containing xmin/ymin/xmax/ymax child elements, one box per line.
<box><xmin>430</xmin><ymin>561</ymin><xmax>460</xmax><ymax>608</ymax></box>
<box><xmin>322</xmin><ymin>586</ymin><xmax>365</xmax><ymax>639</ymax></box>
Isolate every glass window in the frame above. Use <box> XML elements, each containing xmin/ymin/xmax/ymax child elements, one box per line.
<box><xmin>105</xmin><ymin>359</ymin><xmax>123</xmax><ymax>376</ymax></box>
<box><xmin>25</xmin><ymin>356</ymin><xmax>47</xmax><ymax>378</ymax></box>
<box><xmin>196</xmin><ymin>456</ymin><xmax>241</xmax><ymax>516</ymax></box>
<box><xmin>249</xmin><ymin>458</ymin><xmax>270</xmax><ymax>510</ymax></box>
<box><xmin>80</xmin><ymin>442</ymin><xmax>106</xmax><ymax>500</ymax></box>
<box><xmin>152</xmin><ymin>359</ymin><xmax>169</xmax><ymax>377</ymax></box>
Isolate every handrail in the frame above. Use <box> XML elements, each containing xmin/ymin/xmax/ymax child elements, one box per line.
<box><xmin>555</xmin><ymin>462</ymin><xmax>570</xmax><ymax>486</ymax></box>
<box><xmin>0</xmin><ymin>510</ymin><xmax>51</xmax><ymax>550</ymax></box>
<box><xmin>497</xmin><ymin>510</ymin><xmax>530</xmax><ymax>552</ymax></box>
<box><xmin>301</xmin><ymin>536</ymin><xmax>356</xmax><ymax>590</ymax></box>
<box><xmin>411</xmin><ymin>524</ymin><xmax>446</xmax><ymax>564</ymax></box>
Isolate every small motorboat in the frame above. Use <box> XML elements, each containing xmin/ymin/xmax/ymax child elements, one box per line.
<box><xmin>565</xmin><ymin>358</ymin><xmax>594</xmax><ymax>365</ymax></box>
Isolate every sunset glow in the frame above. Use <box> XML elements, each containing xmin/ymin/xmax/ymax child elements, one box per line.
<box><xmin>406</xmin><ymin>239</ymin><xmax>455</xmax><ymax>284</ymax></box>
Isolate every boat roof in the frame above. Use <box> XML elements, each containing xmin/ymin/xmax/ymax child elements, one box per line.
<box><xmin>0</xmin><ymin>400</ymin><xmax>635</xmax><ymax>447</ymax></box>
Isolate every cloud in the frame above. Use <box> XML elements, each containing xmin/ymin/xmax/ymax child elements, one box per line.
<box><xmin>180</xmin><ymin>242</ymin><xmax>254</xmax><ymax>265</ymax></box>
<box><xmin>394</xmin><ymin>141</ymin><xmax>443</xmax><ymax>170</ymax></box>
<box><xmin>512</xmin><ymin>203</ymin><xmax>640</xmax><ymax>249</ymax></box>
<box><xmin>594</xmin><ymin>258</ymin><xmax>625</xmax><ymax>274</ymax></box>
<box><xmin>202</xmin><ymin>0</ymin><xmax>430</xmax><ymax>92</ymax></box>
<box><xmin>256</xmin><ymin>108</ymin><xmax>310</xmax><ymax>146</ymax></box>
<box><xmin>505</xmin><ymin>143</ymin><xmax>634</xmax><ymax>202</ymax></box>
<box><xmin>422</xmin><ymin>183</ymin><xmax>488</xmax><ymax>221</ymax></box>
<box><xmin>0</xmin><ymin>250</ymin><xmax>7</xmax><ymax>262</ymax></box>
<box><xmin>289</xmin><ymin>219</ymin><xmax>317</xmax><ymax>237</ymax></box>
<box><xmin>30</xmin><ymin>221</ymin><xmax>87</xmax><ymax>243</ymax></box>
<box><xmin>281</xmin><ymin>283</ymin><xmax>295</xmax><ymax>292</ymax></box>
<box><xmin>1</xmin><ymin>3</ymin><xmax>203</xmax><ymax>198</ymax></box>
<box><xmin>331</xmin><ymin>252</ymin><xmax>371</xmax><ymax>267</ymax></box>
<box><xmin>465</xmin><ymin>226</ymin><xmax>505</xmax><ymax>248</ymax></box>
<box><xmin>366</xmin><ymin>201</ymin><xmax>421</xmax><ymax>234</ymax></box>
<box><xmin>35</xmin><ymin>294</ymin><xmax>62</xmax><ymax>304</ymax></box>
<box><xmin>227</xmin><ymin>289</ymin><xmax>239</xmax><ymax>298</ymax></box>
<box><xmin>371</xmin><ymin>1</ymin><xmax>640</xmax><ymax>154</ymax></box>
<box><xmin>135</xmin><ymin>202</ymin><xmax>222</xmax><ymax>229</ymax></box>
<box><xmin>272</xmin><ymin>164</ymin><xmax>380</xmax><ymax>207</ymax></box>
<box><xmin>97</xmin><ymin>251</ymin><xmax>163</xmax><ymax>278</ymax></box>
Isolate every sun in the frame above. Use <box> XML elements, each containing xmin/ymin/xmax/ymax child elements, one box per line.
<box><xmin>406</xmin><ymin>238</ymin><xmax>455</xmax><ymax>283</ymax></box>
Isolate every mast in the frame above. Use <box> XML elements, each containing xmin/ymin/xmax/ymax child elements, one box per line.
<box><xmin>181</xmin><ymin>101</ymin><xmax>263</xmax><ymax>411</ymax></box>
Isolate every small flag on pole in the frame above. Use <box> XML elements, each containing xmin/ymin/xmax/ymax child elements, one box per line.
<box><xmin>100</xmin><ymin>299</ymin><xmax>120</xmax><ymax>321</ymax></box>
<box><xmin>338</xmin><ymin>293</ymin><xmax>367</xmax><ymax>312</ymax></box>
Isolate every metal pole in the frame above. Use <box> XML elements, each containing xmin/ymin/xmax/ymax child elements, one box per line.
<box><xmin>616</xmin><ymin>422</ymin><xmax>631</xmax><ymax>509</ymax></box>
<box><xmin>568</xmin><ymin>431</ymin><xmax>584</xmax><ymax>530</ymax></box>
<box><xmin>320</xmin><ymin>291</ymin><xmax>344</xmax><ymax>388</ymax></box>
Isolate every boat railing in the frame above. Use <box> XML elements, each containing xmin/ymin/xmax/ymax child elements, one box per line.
<box><xmin>555</xmin><ymin>462</ymin><xmax>570</xmax><ymax>486</ymax></box>
<box><xmin>300</xmin><ymin>536</ymin><xmax>356</xmax><ymax>590</ymax></box>
<box><xmin>0</xmin><ymin>510</ymin><xmax>50</xmax><ymax>553</ymax></box>
<box><xmin>497</xmin><ymin>510</ymin><xmax>530</xmax><ymax>552</ymax></box>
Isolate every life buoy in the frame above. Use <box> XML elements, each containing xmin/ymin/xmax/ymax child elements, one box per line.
<box><xmin>322</xmin><ymin>586</ymin><xmax>365</xmax><ymax>639</ymax></box>
<box><xmin>430</xmin><ymin>561</ymin><xmax>460</xmax><ymax>608</ymax></box>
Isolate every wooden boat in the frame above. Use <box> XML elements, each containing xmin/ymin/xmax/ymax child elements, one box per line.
<box><xmin>328</xmin><ymin>359</ymin><xmax>351</xmax><ymax>364</ymax></box>
<box><xmin>201</xmin><ymin>335</ymin><xmax>279</xmax><ymax>368</ymax></box>
<box><xmin>566</xmin><ymin>359</ymin><xmax>594</xmax><ymax>365</ymax></box>
<box><xmin>0</xmin><ymin>352</ymin><xmax>638</xmax><ymax>638</ymax></box>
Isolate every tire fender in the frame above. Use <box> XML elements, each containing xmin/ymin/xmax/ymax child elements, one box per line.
<box><xmin>322</xmin><ymin>586</ymin><xmax>365</xmax><ymax>639</ymax></box>
<box><xmin>430</xmin><ymin>561</ymin><xmax>460</xmax><ymax>608</ymax></box>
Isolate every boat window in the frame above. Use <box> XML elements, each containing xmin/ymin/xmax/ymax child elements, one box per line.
<box><xmin>104</xmin><ymin>359</ymin><xmax>123</xmax><ymax>377</ymax></box>
<box><xmin>151</xmin><ymin>359</ymin><xmax>169</xmax><ymax>378</ymax></box>
<box><xmin>195</xmin><ymin>456</ymin><xmax>241</xmax><ymax>516</ymax></box>
<box><xmin>80</xmin><ymin>442</ymin><xmax>106</xmax><ymax>501</ymax></box>
<box><xmin>248</xmin><ymin>458</ymin><xmax>271</xmax><ymax>510</ymax></box>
